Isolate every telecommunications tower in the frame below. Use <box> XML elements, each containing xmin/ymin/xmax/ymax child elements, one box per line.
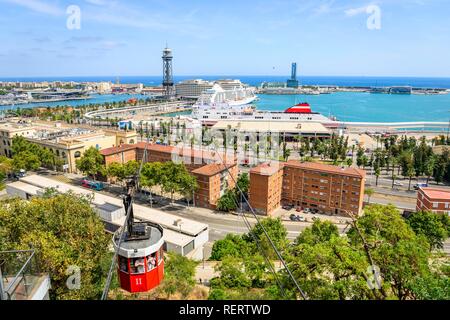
<box><xmin>162</xmin><ymin>45</ymin><xmax>174</xmax><ymax>97</ymax></box>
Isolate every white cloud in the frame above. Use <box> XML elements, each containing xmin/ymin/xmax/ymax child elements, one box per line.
<box><xmin>2</xmin><ymin>0</ymin><xmax>63</xmax><ymax>16</ymax></box>
<box><xmin>345</xmin><ymin>6</ymin><xmax>369</xmax><ymax>17</ymax></box>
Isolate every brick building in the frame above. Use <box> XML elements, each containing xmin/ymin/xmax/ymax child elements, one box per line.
<box><xmin>101</xmin><ymin>143</ymin><xmax>237</xmax><ymax>209</ymax></box>
<box><xmin>101</xmin><ymin>144</ymin><xmax>138</xmax><ymax>166</ymax></box>
<box><xmin>192</xmin><ymin>163</ymin><xmax>238</xmax><ymax>209</ymax></box>
<box><xmin>249</xmin><ymin>160</ymin><xmax>366</xmax><ymax>216</ymax></box>
<box><xmin>416</xmin><ymin>187</ymin><xmax>450</xmax><ymax>215</ymax></box>
<box><xmin>249</xmin><ymin>162</ymin><xmax>284</xmax><ymax>215</ymax></box>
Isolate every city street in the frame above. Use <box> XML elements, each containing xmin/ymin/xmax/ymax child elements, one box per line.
<box><xmin>37</xmin><ymin>172</ymin><xmax>449</xmax><ymax>256</ymax></box>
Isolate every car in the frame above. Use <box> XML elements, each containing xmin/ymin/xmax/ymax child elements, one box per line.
<box><xmin>289</xmin><ymin>214</ymin><xmax>305</xmax><ymax>222</ymax></box>
<box><xmin>413</xmin><ymin>183</ymin><xmax>428</xmax><ymax>190</ymax></box>
<box><xmin>81</xmin><ymin>179</ymin><xmax>104</xmax><ymax>191</ymax></box>
<box><xmin>303</xmin><ymin>208</ymin><xmax>311</xmax><ymax>213</ymax></box>
<box><xmin>393</xmin><ymin>182</ymin><xmax>403</xmax><ymax>186</ymax></box>
<box><xmin>296</xmin><ymin>207</ymin><xmax>302</xmax><ymax>212</ymax></box>
<box><xmin>282</xmin><ymin>205</ymin><xmax>293</xmax><ymax>210</ymax></box>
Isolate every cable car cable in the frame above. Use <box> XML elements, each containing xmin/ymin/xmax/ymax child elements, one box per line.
<box><xmin>210</xmin><ymin>147</ymin><xmax>307</xmax><ymax>300</ymax></box>
<box><xmin>228</xmin><ymin>191</ymin><xmax>287</xmax><ymax>298</ymax></box>
<box><xmin>101</xmin><ymin>125</ymin><xmax>151</xmax><ymax>300</ymax></box>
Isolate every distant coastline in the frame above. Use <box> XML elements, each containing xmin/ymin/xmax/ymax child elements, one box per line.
<box><xmin>2</xmin><ymin>75</ymin><xmax>450</xmax><ymax>89</ymax></box>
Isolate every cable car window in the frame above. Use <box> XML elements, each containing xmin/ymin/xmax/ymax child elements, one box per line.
<box><xmin>130</xmin><ymin>257</ymin><xmax>145</xmax><ymax>274</ymax></box>
<box><xmin>119</xmin><ymin>256</ymin><xmax>128</xmax><ymax>273</ymax></box>
<box><xmin>146</xmin><ymin>253</ymin><xmax>157</xmax><ymax>271</ymax></box>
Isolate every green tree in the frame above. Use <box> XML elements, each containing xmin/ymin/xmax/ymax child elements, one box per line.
<box><xmin>0</xmin><ymin>193</ymin><xmax>110</xmax><ymax>299</ymax></box>
<box><xmin>348</xmin><ymin>204</ymin><xmax>431</xmax><ymax>300</ymax></box>
<box><xmin>216</xmin><ymin>189</ymin><xmax>238</xmax><ymax>212</ymax></box>
<box><xmin>210</xmin><ymin>234</ymin><xmax>252</xmax><ymax>260</ymax></box>
<box><xmin>406</xmin><ymin>211</ymin><xmax>449</xmax><ymax>250</ymax></box>
<box><xmin>243</xmin><ymin>217</ymin><xmax>288</xmax><ymax>258</ymax></box>
<box><xmin>158</xmin><ymin>252</ymin><xmax>198</xmax><ymax>299</ymax></box>
<box><xmin>75</xmin><ymin>147</ymin><xmax>106</xmax><ymax>180</ymax></box>
<box><xmin>364</xmin><ymin>188</ymin><xmax>375</xmax><ymax>204</ymax></box>
<box><xmin>236</xmin><ymin>173</ymin><xmax>249</xmax><ymax>196</ymax></box>
<box><xmin>12</xmin><ymin>150</ymin><xmax>41</xmax><ymax>171</ymax></box>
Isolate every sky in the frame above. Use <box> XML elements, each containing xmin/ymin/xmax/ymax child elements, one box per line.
<box><xmin>0</xmin><ymin>0</ymin><xmax>449</xmax><ymax>77</ymax></box>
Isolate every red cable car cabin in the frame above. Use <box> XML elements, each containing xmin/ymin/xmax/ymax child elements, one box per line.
<box><xmin>113</xmin><ymin>221</ymin><xmax>164</xmax><ymax>293</ymax></box>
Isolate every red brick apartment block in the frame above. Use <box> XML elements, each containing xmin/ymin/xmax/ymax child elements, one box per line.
<box><xmin>100</xmin><ymin>143</ymin><xmax>237</xmax><ymax>209</ymax></box>
<box><xmin>249</xmin><ymin>160</ymin><xmax>366</xmax><ymax>216</ymax></box>
<box><xmin>416</xmin><ymin>187</ymin><xmax>450</xmax><ymax>215</ymax></box>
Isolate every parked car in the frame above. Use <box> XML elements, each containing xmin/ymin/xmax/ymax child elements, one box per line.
<box><xmin>282</xmin><ymin>205</ymin><xmax>293</xmax><ymax>210</ymax></box>
<box><xmin>303</xmin><ymin>208</ymin><xmax>311</xmax><ymax>213</ymax></box>
<box><xmin>393</xmin><ymin>182</ymin><xmax>403</xmax><ymax>187</ymax></box>
<box><xmin>296</xmin><ymin>207</ymin><xmax>302</xmax><ymax>212</ymax></box>
<box><xmin>289</xmin><ymin>214</ymin><xmax>305</xmax><ymax>222</ymax></box>
<box><xmin>81</xmin><ymin>179</ymin><xmax>104</xmax><ymax>191</ymax></box>
<box><xmin>413</xmin><ymin>183</ymin><xmax>428</xmax><ymax>190</ymax></box>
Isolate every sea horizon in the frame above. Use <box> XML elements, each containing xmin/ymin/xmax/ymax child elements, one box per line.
<box><xmin>2</xmin><ymin>75</ymin><xmax>450</xmax><ymax>89</ymax></box>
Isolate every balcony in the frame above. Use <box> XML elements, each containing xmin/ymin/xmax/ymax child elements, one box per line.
<box><xmin>0</xmin><ymin>250</ymin><xmax>51</xmax><ymax>300</ymax></box>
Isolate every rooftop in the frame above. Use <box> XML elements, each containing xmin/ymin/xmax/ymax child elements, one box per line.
<box><xmin>191</xmin><ymin>162</ymin><xmax>236</xmax><ymax>176</ymax></box>
<box><xmin>250</xmin><ymin>162</ymin><xmax>285</xmax><ymax>176</ymax></box>
<box><xmin>212</xmin><ymin>121</ymin><xmax>330</xmax><ymax>134</ymax></box>
<box><xmin>420</xmin><ymin>187</ymin><xmax>450</xmax><ymax>200</ymax></box>
<box><xmin>100</xmin><ymin>143</ymin><xmax>136</xmax><ymax>156</ymax></box>
<box><xmin>285</xmin><ymin>160</ymin><xmax>366</xmax><ymax>178</ymax></box>
<box><xmin>135</xmin><ymin>142</ymin><xmax>235</xmax><ymax>164</ymax></box>
<box><xmin>18</xmin><ymin>175</ymin><xmax>208</xmax><ymax>237</ymax></box>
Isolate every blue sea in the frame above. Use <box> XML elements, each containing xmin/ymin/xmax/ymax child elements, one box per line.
<box><xmin>1</xmin><ymin>76</ymin><xmax>449</xmax><ymax>122</ymax></box>
<box><xmin>2</xmin><ymin>75</ymin><xmax>450</xmax><ymax>89</ymax></box>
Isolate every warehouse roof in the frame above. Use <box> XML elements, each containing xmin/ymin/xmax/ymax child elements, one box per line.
<box><xmin>212</xmin><ymin>121</ymin><xmax>330</xmax><ymax>134</ymax></box>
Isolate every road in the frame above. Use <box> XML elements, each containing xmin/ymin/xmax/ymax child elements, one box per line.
<box><xmin>45</xmin><ymin>172</ymin><xmax>449</xmax><ymax>257</ymax></box>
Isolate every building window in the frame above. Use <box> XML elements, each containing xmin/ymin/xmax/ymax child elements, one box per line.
<box><xmin>433</xmin><ymin>202</ymin><xmax>438</xmax><ymax>208</ymax></box>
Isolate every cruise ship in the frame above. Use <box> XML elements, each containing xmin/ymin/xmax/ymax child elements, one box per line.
<box><xmin>191</xmin><ymin>100</ymin><xmax>338</xmax><ymax>126</ymax></box>
<box><xmin>195</xmin><ymin>83</ymin><xmax>257</xmax><ymax>107</ymax></box>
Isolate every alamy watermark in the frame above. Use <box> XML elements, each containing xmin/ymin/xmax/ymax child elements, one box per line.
<box><xmin>66</xmin><ymin>5</ymin><xmax>81</xmax><ymax>30</ymax></box>
<box><xmin>366</xmin><ymin>5</ymin><xmax>381</xmax><ymax>30</ymax></box>
<box><xmin>66</xmin><ymin>265</ymin><xmax>81</xmax><ymax>290</ymax></box>
<box><xmin>366</xmin><ymin>264</ymin><xmax>382</xmax><ymax>290</ymax></box>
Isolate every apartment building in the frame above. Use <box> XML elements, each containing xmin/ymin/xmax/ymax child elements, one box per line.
<box><xmin>249</xmin><ymin>162</ymin><xmax>284</xmax><ymax>215</ymax></box>
<box><xmin>192</xmin><ymin>163</ymin><xmax>238</xmax><ymax>209</ymax></box>
<box><xmin>416</xmin><ymin>187</ymin><xmax>450</xmax><ymax>215</ymax></box>
<box><xmin>249</xmin><ymin>160</ymin><xmax>366</xmax><ymax>216</ymax></box>
<box><xmin>282</xmin><ymin>161</ymin><xmax>366</xmax><ymax>216</ymax></box>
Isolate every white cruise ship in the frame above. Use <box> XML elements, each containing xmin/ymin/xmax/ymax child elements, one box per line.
<box><xmin>195</xmin><ymin>83</ymin><xmax>257</xmax><ymax>107</ymax></box>
<box><xmin>192</xmin><ymin>99</ymin><xmax>338</xmax><ymax>127</ymax></box>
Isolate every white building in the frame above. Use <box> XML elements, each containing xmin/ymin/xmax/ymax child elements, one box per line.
<box><xmin>7</xmin><ymin>175</ymin><xmax>209</xmax><ymax>260</ymax></box>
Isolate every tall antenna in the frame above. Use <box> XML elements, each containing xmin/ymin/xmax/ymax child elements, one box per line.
<box><xmin>162</xmin><ymin>45</ymin><xmax>174</xmax><ymax>98</ymax></box>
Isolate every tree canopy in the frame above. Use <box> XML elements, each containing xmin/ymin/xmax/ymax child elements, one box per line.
<box><xmin>75</xmin><ymin>147</ymin><xmax>106</xmax><ymax>180</ymax></box>
<box><xmin>0</xmin><ymin>193</ymin><xmax>110</xmax><ymax>300</ymax></box>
